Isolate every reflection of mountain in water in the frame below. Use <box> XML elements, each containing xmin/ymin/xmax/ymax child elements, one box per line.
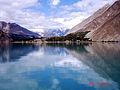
<box><xmin>0</xmin><ymin>43</ymin><xmax>120</xmax><ymax>90</ymax></box>
<box><xmin>42</xmin><ymin>45</ymin><xmax>68</xmax><ymax>56</ymax></box>
<box><xmin>0</xmin><ymin>44</ymin><xmax>39</xmax><ymax>63</ymax></box>
<box><xmin>46</xmin><ymin>43</ymin><xmax>90</xmax><ymax>54</ymax></box>
<box><xmin>66</xmin><ymin>43</ymin><xmax>120</xmax><ymax>88</ymax></box>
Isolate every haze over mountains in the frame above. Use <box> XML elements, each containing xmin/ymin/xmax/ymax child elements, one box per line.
<box><xmin>66</xmin><ymin>0</ymin><xmax>120</xmax><ymax>41</ymax></box>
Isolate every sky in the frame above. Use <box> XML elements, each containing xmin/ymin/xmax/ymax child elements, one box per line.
<box><xmin>0</xmin><ymin>0</ymin><xmax>116</xmax><ymax>32</ymax></box>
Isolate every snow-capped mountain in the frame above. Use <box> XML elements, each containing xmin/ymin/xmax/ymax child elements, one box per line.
<box><xmin>38</xmin><ymin>28</ymin><xmax>69</xmax><ymax>37</ymax></box>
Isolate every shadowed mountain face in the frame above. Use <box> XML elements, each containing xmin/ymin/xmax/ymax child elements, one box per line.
<box><xmin>0</xmin><ymin>30</ymin><xmax>9</xmax><ymax>41</ymax></box>
<box><xmin>66</xmin><ymin>43</ymin><xmax>120</xmax><ymax>88</ymax></box>
<box><xmin>0</xmin><ymin>21</ymin><xmax>40</xmax><ymax>41</ymax></box>
<box><xmin>66</xmin><ymin>0</ymin><xmax>120</xmax><ymax>41</ymax></box>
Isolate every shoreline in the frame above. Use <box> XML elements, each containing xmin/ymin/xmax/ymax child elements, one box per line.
<box><xmin>11</xmin><ymin>40</ymin><xmax>120</xmax><ymax>44</ymax></box>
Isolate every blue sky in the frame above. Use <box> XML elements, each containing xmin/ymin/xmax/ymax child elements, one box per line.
<box><xmin>0</xmin><ymin>0</ymin><xmax>116</xmax><ymax>32</ymax></box>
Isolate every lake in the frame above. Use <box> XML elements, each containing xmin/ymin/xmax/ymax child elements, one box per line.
<box><xmin>0</xmin><ymin>43</ymin><xmax>120</xmax><ymax>90</ymax></box>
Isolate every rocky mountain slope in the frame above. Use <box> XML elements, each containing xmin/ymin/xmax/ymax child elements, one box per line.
<box><xmin>66</xmin><ymin>0</ymin><xmax>120</xmax><ymax>41</ymax></box>
<box><xmin>87</xmin><ymin>12</ymin><xmax>120</xmax><ymax>41</ymax></box>
<box><xmin>0</xmin><ymin>21</ymin><xmax>40</xmax><ymax>41</ymax></box>
<box><xmin>66</xmin><ymin>4</ymin><xmax>110</xmax><ymax>34</ymax></box>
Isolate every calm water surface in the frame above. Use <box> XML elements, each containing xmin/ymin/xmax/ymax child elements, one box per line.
<box><xmin>0</xmin><ymin>43</ymin><xmax>120</xmax><ymax>90</ymax></box>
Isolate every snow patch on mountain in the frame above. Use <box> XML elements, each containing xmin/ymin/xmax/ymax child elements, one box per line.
<box><xmin>37</xmin><ymin>28</ymin><xmax>69</xmax><ymax>37</ymax></box>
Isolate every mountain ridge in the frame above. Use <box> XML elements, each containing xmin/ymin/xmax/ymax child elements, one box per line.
<box><xmin>66</xmin><ymin>4</ymin><xmax>111</xmax><ymax>34</ymax></box>
<box><xmin>0</xmin><ymin>21</ymin><xmax>40</xmax><ymax>41</ymax></box>
<box><xmin>38</xmin><ymin>28</ymin><xmax>69</xmax><ymax>37</ymax></box>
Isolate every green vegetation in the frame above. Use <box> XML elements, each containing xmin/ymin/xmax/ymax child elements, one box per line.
<box><xmin>46</xmin><ymin>31</ymin><xmax>91</xmax><ymax>41</ymax></box>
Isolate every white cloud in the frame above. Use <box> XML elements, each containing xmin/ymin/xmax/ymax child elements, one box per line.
<box><xmin>50</xmin><ymin>0</ymin><xmax>116</xmax><ymax>29</ymax></box>
<box><xmin>0</xmin><ymin>0</ymin><xmax>64</xmax><ymax>32</ymax></box>
<box><xmin>50</xmin><ymin>0</ymin><xmax>60</xmax><ymax>6</ymax></box>
<box><xmin>52</xmin><ymin>14</ymin><xmax>87</xmax><ymax>29</ymax></box>
<box><xmin>0</xmin><ymin>0</ymin><xmax>38</xmax><ymax>9</ymax></box>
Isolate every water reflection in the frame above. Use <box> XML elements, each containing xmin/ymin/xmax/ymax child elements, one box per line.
<box><xmin>0</xmin><ymin>44</ymin><xmax>10</xmax><ymax>62</ymax></box>
<box><xmin>0</xmin><ymin>43</ymin><xmax>120</xmax><ymax>90</ymax></box>
<box><xmin>0</xmin><ymin>43</ymin><xmax>39</xmax><ymax>62</ymax></box>
<box><xmin>66</xmin><ymin>43</ymin><xmax>120</xmax><ymax>87</ymax></box>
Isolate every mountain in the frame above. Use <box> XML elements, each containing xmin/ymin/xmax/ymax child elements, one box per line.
<box><xmin>66</xmin><ymin>4</ymin><xmax>110</xmax><ymax>34</ymax></box>
<box><xmin>66</xmin><ymin>0</ymin><xmax>120</xmax><ymax>41</ymax></box>
<box><xmin>38</xmin><ymin>28</ymin><xmax>69</xmax><ymax>37</ymax></box>
<box><xmin>0</xmin><ymin>30</ymin><xmax>9</xmax><ymax>40</ymax></box>
<box><xmin>0</xmin><ymin>21</ymin><xmax>40</xmax><ymax>41</ymax></box>
<box><xmin>86</xmin><ymin>12</ymin><xmax>120</xmax><ymax>41</ymax></box>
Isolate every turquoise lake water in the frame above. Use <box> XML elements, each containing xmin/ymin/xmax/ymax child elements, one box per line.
<box><xmin>0</xmin><ymin>43</ymin><xmax>120</xmax><ymax>90</ymax></box>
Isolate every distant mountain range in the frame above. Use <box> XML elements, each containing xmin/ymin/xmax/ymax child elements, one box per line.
<box><xmin>38</xmin><ymin>28</ymin><xmax>69</xmax><ymax>37</ymax></box>
<box><xmin>0</xmin><ymin>21</ymin><xmax>69</xmax><ymax>41</ymax></box>
<box><xmin>66</xmin><ymin>0</ymin><xmax>120</xmax><ymax>41</ymax></box>
<box><xmin>0</xmin><ymin>21</ymin><xmax>40</xmax><ymax>41</ymax></box>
